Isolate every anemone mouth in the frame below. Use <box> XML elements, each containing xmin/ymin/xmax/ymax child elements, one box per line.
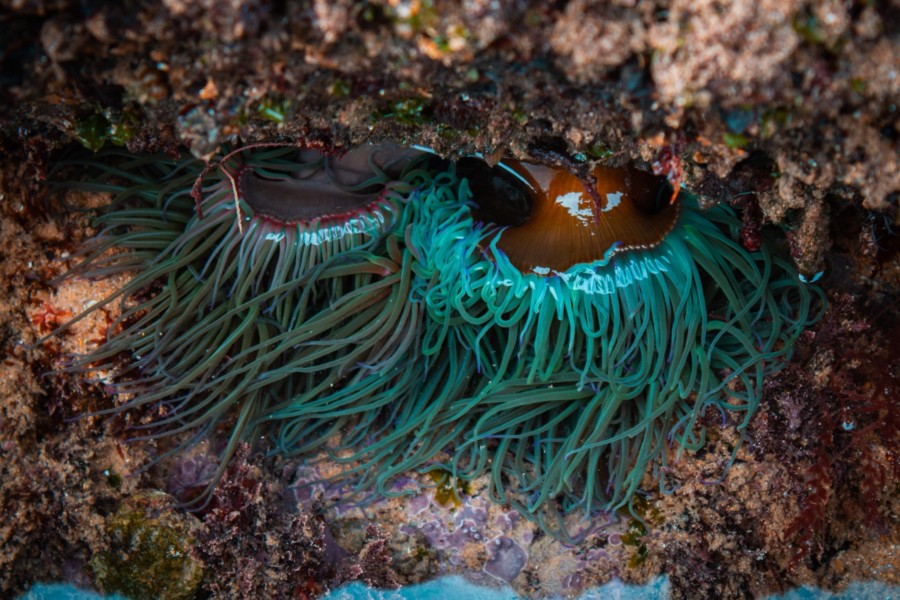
<box><xmin>475</xmin><ymin>160</ymin><xmax>679</xmax><ymax>274</ymax></box>
<box><xmin>238</xmin><ymin>144</ymin><xmax>424</xmax><ymax>225</ymax></box>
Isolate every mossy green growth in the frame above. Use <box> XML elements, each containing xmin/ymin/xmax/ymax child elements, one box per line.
<box><xmin>428</xmin><ymin>469</ymin><xmax>470</xmax><ymax>508</ymax></box>
<box><xmin>74</xmin><ymin>113</ymin><xmax>111</xmax><ymax>152</ymax></box>
<box><xmin>436</xmin><ymin>123</ymin><xmax>462</xmax><ymax>141</ymax></box>
<box><xmin>586</xmin><ymin>142</ymin><xmax>614</xmax><ymax>159</ymax></box>
<box><xmin>379</xmin><ymin>98</ymin><xmax>429</xmax><ymax>125</ymax></box>
<box><xmin>92</xmin><ymin>490</ymin><xmax>204</xmax><ymax>600</ymax></box>
<box><xmin>329</xmin><ymin>80</ymin><xmax>350</xmax><ymax>98</ymax></box>
<box><xmin>395</xmin><ymin>0</ymin><xmax>438</xmax><ymax>33</ymax></box>
<box><xmin>621</xmin><ymin>496</ymin><xmax>662</xmax><ymax>568</ymax></box>
<box><xmin>103</xmin><ymin>468</ymin><xmax>122</xmax><ymax>489</ymax></box>
<box><xmin>723</xmin><ymin>132</ymin><xmax>749</xmax><ymax>150</ymax></box>
<box><xmin>74</xmin><ymin>111</ymin><xmax>137</xmax><ymax>150</ymax></box>
<box><xmin>107</xmin><ymin>111</ymin><xmax>138</xmax><ymax>147</ymax></box>
<box><xmin>258</xmin><ymin>97</ymin><xmax>290</xmax><ymax>122</ymax></box>
<box><xmin>511</xmin><ymin>108</ymin><xmax>528</xmax><ymax>126</ymax></box>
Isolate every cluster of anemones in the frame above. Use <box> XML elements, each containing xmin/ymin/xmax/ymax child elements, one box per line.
<box><xmin>50</xmin><ymin>143</ymin><xmax>821</xmax><ymax>533</ymax></box>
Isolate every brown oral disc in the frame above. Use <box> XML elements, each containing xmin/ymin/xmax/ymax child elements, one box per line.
<box><xmin>240</xmin><ymin>144</ymin><xmax>423</xmax><ymax>224</ymax></box>
<box><xmin>490</xmin><ymin>161</ymin><xmax>680</xmax><ymax>274</ymax></box>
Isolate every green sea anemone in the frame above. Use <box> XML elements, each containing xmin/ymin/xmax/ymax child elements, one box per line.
<box><xmin>53</xmin><ymin>144</ymin><xmax>433</xmax><ymax>500</ymax></box>
<box><xmin>404</xmin><ymin>158</ymin><xmax>822</xmax><ymax>532</ymax></box>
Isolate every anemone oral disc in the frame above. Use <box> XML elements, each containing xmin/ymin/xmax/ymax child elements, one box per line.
<box><xmin>489</xmin><ymin>161</ymin><xmax>679</xmax><ymax>274</ymax></box>
<box><xmin>240</xmin><ymin>144</ymin><xmax>423</xmax><ymax>224</ymax></box>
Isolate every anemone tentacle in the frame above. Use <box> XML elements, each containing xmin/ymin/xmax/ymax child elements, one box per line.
<box><xmin>262</xmin><ymin>185</ymin><xmax>482</xmax><ymax>499</ymax></box>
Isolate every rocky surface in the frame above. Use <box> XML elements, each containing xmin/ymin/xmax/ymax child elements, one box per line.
<box><xmin>2</xmin><ymin>0</ymin><xmax>898</xmax><ymax>272</ymax></box>
<box><xmin>1</xmin><ymin>1</ymin><xmax>898</xmax><ymax>599</ymax></box>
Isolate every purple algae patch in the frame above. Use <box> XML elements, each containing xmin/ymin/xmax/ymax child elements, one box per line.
<box><xmin>483</xmin><ymin>535</ymin><xmax>528</xmax><ymax>582</ymax></box>
<box><xmin>408</xmin><ymin>492</ymin><xmax>431</xmax><ymax>515</ymax></box>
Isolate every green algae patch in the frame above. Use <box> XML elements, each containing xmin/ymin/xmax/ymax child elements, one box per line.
<box><xmin>91</xmin><ymin>490</ymin><xmax>204</xmax><ymax>600</ymax></box>
<box><xmin>622</xmin><ymin>496</ymin><xmax>663</xmax><ymax>569</ymax></box>
<box><xmin>428</xmin><ymin>469</ymin><xmax>471</xmax><ymax>508</ymax></box>
<box><xmin>74</xmin><ymin>113</ymin><xmax>111</xmax><ymax>152</ymax></box>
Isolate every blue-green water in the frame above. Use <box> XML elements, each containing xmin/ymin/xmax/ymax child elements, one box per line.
<box><xmin>18</xmin><ymin>584</ymin><xmax>126</xmax><ymax>600</ymax></box>
<box><xmin>18</xmin><ymin>577</ymin><xmax>900</xmax><ymax>599</ymax></box>
<box><xmin>318</xmin><ymin>575</ymin><xmax>669</xmax><ymax>599</ymax></box>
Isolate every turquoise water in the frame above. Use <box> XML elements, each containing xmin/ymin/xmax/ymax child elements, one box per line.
<box><xmin>18</xmin><ymin>584</ymin><xmax>127</xmax><ymax>600</ymax></box>
<box><xmin>319</xmin><ymin>576</ymin><xmax>669</xmax><ymax>599</ymax></box>
<box><xmin>19</xmin><ymin>577</ymin><xmax>900</xmax><ymax>599</ymax></box>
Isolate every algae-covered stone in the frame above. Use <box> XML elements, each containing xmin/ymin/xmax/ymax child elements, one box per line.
<box><xmin>91</xmin><ymin>490</ymin><xmax>204</xmax><ymax>600</ymax></box>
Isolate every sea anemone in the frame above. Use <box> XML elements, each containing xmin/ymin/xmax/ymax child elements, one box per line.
<box><xmin>405</xmin><ymin>158</ymin><xmax>822</xmax><ymax>531</ymax></box>
<box><xmin>52</xmin><ymin>143</ymin><xmax>432</xmax><ymax>500</ymax></box>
